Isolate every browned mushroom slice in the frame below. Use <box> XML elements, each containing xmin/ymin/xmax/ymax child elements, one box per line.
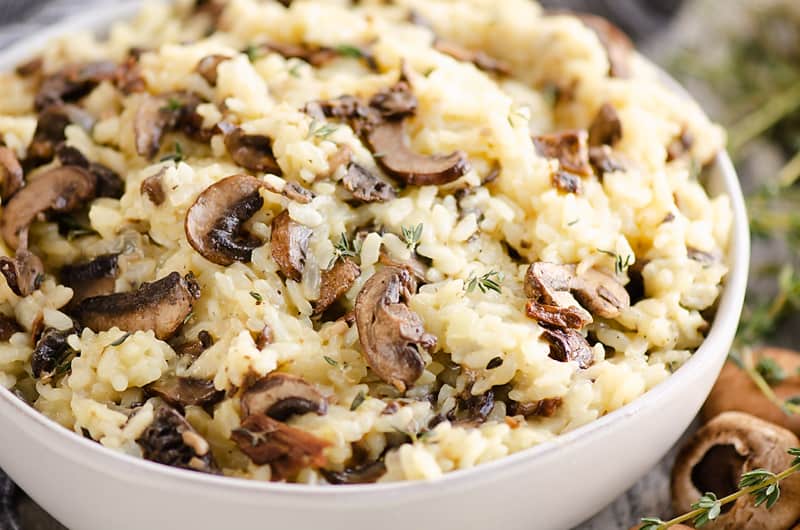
<box><xmin>231</xmin><ymin>413</ymin><xmax>330</xmax><ymax>479</ymax></box>
<box><xmin>28</xmin><ymin>104</ymin><xmax>95</xmax><ymax>162</ymax></box>
<box><xmin>588</xmin><ymin>103</ymin><xmax>622</xmax><ymax>147</ymax></box>
<box><xmin>550</xmin><ymin>170</ymin><xmax>582</xmax><ymax>194</ymax></box>
<box><xmin>0</xmin><ymin>315</ymin><xmax>21</xmax><ymax>341</ymax></box>
<box><xmin>31</xmin><ymin>327</ymin><xmax>75</xmax><ymax>379</ymax></box>
<box><xmin>195</xmin><ymin>54</ymin><xmax>230</xmax><ymax>85</ymax></box>
<box><xmin>341</xmin><ymin>162</ymin><xmax>396</xmax><ymax>203</ymax></box>
<box><xmin>313</xmin><ymin>258</ymin><xmax>361</xmax><ymax>316</ymax></box>
<box><xmin>524</xmin><ymin>261</ymin><xmax>575</xmax><ymax>300</ymax></box>
<box><xmin>15</xmin><ymin>56</ymin><xmax>43</xmax><ymax>78</ymax></box>
<box><xmin>305</xmin><ymin>95</ymin><xmax>369</xmax><ymax>122</ymax></box>
<box><xmin>541</xmin><ymin>327</ymin><xmax>593</xmax><ymax>369</ymax></box>
<box><xmin>532</xmin><ymin>130</ymin><xmax>593</xmax><ymax>177</ymax></box>
<box><xmin>366</xmin><ymin>121</ymin><xmax>469</xmax><ymax>186</ymax></box>
<box><xmin>270</xmin><ymin>210</ymin><xmax>312</xmax><ymax>282</ymax></box>
<box><xmin>667</xmin><ymin>129</ymin><xmax>694</xmax><ymax>162</ymax></box>
<box><xmin>141</xmin><ymin>169</ymin><xmax>166</xmax><ymax>206</ymax></box>
<box><xmin>354</xmin><ymin>266</ymin><xmax>436</xmax><ymax>391</ymax></box>
<box><xmin>147</xmin><ymin>376</ymin><xmax>224</xmax><ymax>409</ymax></box>
<box><xmin>55</xmin><ymin>145</ymin><xmax>124</xmax><ymax>199</ymax></box>
<box><xmin>35</xmin><ymin>61</ymin><xmax>118</xmax><ymax>111</ymax></box>
<box><xmin>447</xmin><ymin>387</ymin><xmax>495</xmax><ymax>425</ymax></box>
<box><xmin>671</xmin><ymin>412</ymin><xmax>800</xmax><ymax>530</ymax></box>
<box><xmin>218</xmin><ymin>123</ymin><xmax>282</xmax><ymax>175</ymax></box>
<box><xmin>321</xmin><ymin>460</ymin><xmax>387</xmax><ymax>485</ymax></box>
<box><xmin>433</xmin><ymin>40</ymin><xmax>511</xmax><ymax>75</ymax></box>
<box><xmin>241</xmin><ymin>372</ymin><xmax>327</xmax><ymax>420</ymax></box>
<box><xmin>569</xmin><ymin>268</ymin><xmax>630</xmax><ymax>319</ymax></box>
<box><xmin>0</xmin><ymin>147</ymin><xmax>23</xmax><ymax>200</ymax></box>
<box><xmin>0</xmin><ymin>249</ymin><xmax>44</xmax><ymax>297</ymax></box>
<box><xmin>114</xmin><ymin>54</ymin><xmax>146</xmax><ymax>95</ymax></box>
<box><xmin>368</xmin><ymin>81</ymin><xmax>418</xmax><ymax>120</ymax></box>
<box><xmin>185</xmin><ymin>174</ymin><xmax>266</xmax><ymax>266</ymax></box>
<box><xmin>525</xmin><ymin>300</ymin><xmax>591</xmax><ymax>330</ymax></box>
<box><xmin>60</xmin><ymin>253</ymin><xmax>119</xmax><ymax>305</ymax></box>
<box><xmin>282</xmin><ymin>182</ymin><xmax>315</xmax><ymax>204</ymax></box>
<box><xmin>1</xmin><ymin>165</ymin><xmax>96</xmax><ymax>250</ymax></box>
<box><xmin>74</xmin><ymin>272</ymin><xmax>199</xmax><ymax>340</ymax></box>
<box><xmin>508</xmin><ymin>397</ymin><xmax>562</xmax><ymax>418</ymax></box>
<box><xmin>573</xmin><ymin>14</ymin><xmax>633</xmax><ymax>78</ymax></box>
<box><xmin>134</xmin><ymin>94</ymin><xmax>179</xmax><ymax>159</ymax></box>
<box><xmin>588</xmin><ymin>145</ymin><xmax>625</xmax><ymax>176</ymax></box>
<box><xmin>260</xmin><ymin>42</ymin><xmax>339</xmax><ymax>68</ymax></box>
<box><xmin>137</xmin><ymin>405</ymin><xmax>218</xmax><ymax>473</ymax></box>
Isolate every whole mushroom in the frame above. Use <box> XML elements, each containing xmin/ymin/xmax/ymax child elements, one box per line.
<box><xmin>671</xmin><ymin>411</ymin><xmax>800</xmax><ymax>530</ymax></box>
<box><xmin>703</xmin><ymin>348</ymin><xmax>800</xmax><ymax>436</ymax></box>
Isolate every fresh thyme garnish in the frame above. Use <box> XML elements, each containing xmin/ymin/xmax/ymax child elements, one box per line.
<box><xmin>755</xmin><ymin>357</ymin><xmax>786</xmax><ymax>386</ymax></box>
<box><xmin>350</xmin><ymin>390</ymin><xmax>366</xmax><ymax>411</ymax></box>
<box><xmin>307</xmin><ymin>119</ymin><xmax>339</xmax><ymax>140</ymax></box>
<box><xmin>641</xmin><ymin>448</ymin><xmax>800</xmax><ymax>529</ymax></box>
<box><xmin>596</xmin><ymin>249</ymin><xmax>633</xmax><ymax>275</ymax></box>
<box><xmin>249</xmin><ymin>291</ymin><xmax>263</xmax><ymax>304</ymax></box>
<box><xmin>109</xmin><ymin>332</ymin><xmax>132</xmax><ymax>347</ymax></box>
<box><xmin>464</xmin><ymin>270</ymin><xmax>504</xmax><ymax>295</ymax></box>
<box><xmin>567</xmin><ymin>218</ymin><xmax>579</xmax><ymax>226</ymax></box>
<box><xmin>323</xmin><ymin>355</ymin><xmax>338</xmax><ymax>367</ymax></box>
<box><xmin>288</xmin><ymin>62</ymin><xmax>302</xmax><ymax>78</ymax></box>
<box><xmin>328</xmin><ymin>232</ymin><xmax>358</xmax><ymax>268</ymax></box>
<box><xmin>159</xmin><ymin>142</ymin><xmax>184</xmax><ymax>163</ymax></box>
<box><xmin>244</xmin><ymin>44</ymin><xmax>263</xmax><ymax>63</ymax></box>
<box><xmin>401</xmin><ymin>223</ymin><xmax>423</xmax><ymax>251</ymax></box>
<box><xmin>162</xmin><ymin>97</ymin><xmax>182</xmax><ymax>112</ymax></box>
<box><xmin>334</xmin><ymin>44</ymin><xmax>364</xmax><ymax>59</ymax></box>
<box><xmin>182</xmin><ymin>311</ymin><xmax>194</xmax><ymax>326</ymax></box>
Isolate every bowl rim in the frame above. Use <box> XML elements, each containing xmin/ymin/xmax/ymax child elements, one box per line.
<box><xmin>0</xmin><ymin>1</ymin><xmax>750</xmax><ymax>501</ymax></box>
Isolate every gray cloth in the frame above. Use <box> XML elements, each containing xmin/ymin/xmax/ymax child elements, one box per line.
<box><xmin>0</xmin><ymin>1</ymin><xmax>683</xmax><ymax>529</ymax></box>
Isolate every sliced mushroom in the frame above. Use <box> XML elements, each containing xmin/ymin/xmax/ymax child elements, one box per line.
<box><xmin>524</xmin><ymin>262</ymin><xmax>592</xmax><ymax>329</ymax></box>
<box><xmin>147</xmin><ymin>376</ymin><xmax>224</xmax><ymax>409</ymax></box>
<box><xmin>573</xmin><ymin>14</ymin><xmax>633</xmax><ymax>78</ymax></box>
<box><xmin>55</xmin><ymin>145</ymin><xmax>124</xmax><ymax>199</ymax></box>
<box><xmin>369</xmin><ymin>81</ymin><xmax>418</xmax><ymax>120</ymax></box>
<box><xmin>541</xmin><ymin>327</ymin><xmax>593</xmax><ymax>369</ymax></box>
<box><xmin>508</xmin><ymin>397</ymin><xmax>562</xmax><ymax>418</ymax></box>
<box><xmin>2</xmin><ymin>165</ymin><xmax>96</xmax><ymax>250</ymax></box>
<box><xmin>185</xmin><ymin>174</ymin><xmax>266</xmax><ymax>266</ymax></box>
<box><xmin>305</xmin><ymin>95</ymin><xmax>368</xmax><ymax>123</ymax></box>
<box><xmin>195</xmin><ymin>54</ymin><xmax>230</xmax><ymax>85</ymax></box>
<box><xmin>703</xmin><ymin>348</ymin><xmax>800</xmax><ymax>436</ymax></box>
<box><xmin>282</xmin><ymin>182</ymin><xmax>315</xmax><ymax>204</ymax></box>
<box><xmin>15</xmin><ymin>56</ymin><xmax>43</xmax><ymax>78</ymax></box>
<box><xmin>341</xmin><ymin>162</ymin><xmax>396</xmax><ymax>203</ymax></box>
<box><xmin>588</xmin><ymin>103</ymin><xmax>622</xmax><ymax>147</ymax></box>
<box><xmin>59</xmin><ymin>254</ymin><xmax>118</xmax><ymax>308</ymax></box>
<box><xmin>570</xmin><ymin>268</ymin><xmax>630</xmax><ymax>319</ymax></box>
<box><xmin>34</xmin><ymin>61</ymin><xmax>118</xmax><ymax>111</ymax></box>
<box><xmin>321</xmin><ymin>460</ymin><xmax>387</xmax><ymax>485</ymax></box>
<box><xmin>134</xmin><ymin>94</ymin><xmax>179</xmax><ymax>159</ymax></box>
<box><xmin>525</xmin><ymin>301</ymin><xmax>591</xmax><ymax>329</ymax></box>
<box><xmin>672</xmin><ymin>411</ymin><xmax>800</xmax><ymax>530</ymax></box>
<box><xmin>0</xmin><ymin>146</ymin><xmax>24</xmax><ymax>200</ymax></box>
<box><xmin>354</xmin><ymin>266</ymin><xmax>436</xmax><ymax>391</ymax></box>
<box><xmin>231</xmin><ymin>413</ymin><xmax>330</xmax><ymax>479</ymax></box>
<box><xmin>74</xmin><ymin>272</ymin><xmax>199</xmax><ymax>340</ymax></box>
<box><xmin>433</xmin><ymin>40</ymin><xmax>511</xmax><ymax>75</ymax></box>
<box><xmin>550</xmin><ymin>170</ymin><xmax>582</xmax><ymax>194</ymax></box>
<box><xmin>313</xmin><ymin>258</ymin><xmax>361</xmax><ymax>316</ymax></box>
<box><xmin>240</xmin><ymin>372</ymin><xmax>327</xmax><ymax>420</ymax></box>
<box><xmin>588</xmin><ymin>145</ymin><xmax>625</xmax><ymax>176</ymax></box>
<box><xmin>532</xmin><ymin>130</ymin><xmax>593</xmax><ymax>177</ymax></box>
<box><xmin>114</xmin><ymin>54</ymin><xmax>146</xmax><ymax>95</ymax></box>
<box><xmin>141</xmin><ymin>168</ymin><xmax>166</xmax><ymax>206</ymax></box>
<box><xmin>259</xmin><ymin>42</ymin><xmax>340</xmax><ymax>68</ymax></box>
<box><xmin>447</xmin><ymin>387</ymin><xmax>495</xmax><ymax>425</ymax></box>
<box><xmin>0</xmin><ymin>315</ymin><xmax>21</xmax><ymax>341</ymax></box>
<box><xmin>667</xmin><ymin>129</ymin><xmax>694</xmax><ymax>162</ymax></box>
<box><xmin>28</xmin><ymin>104</ymin><xmax>95</xmax><ymax>163</ymax></box>
<box><xmin>173</xmin><ymin>330</ymin><xmax>214</xmax><ymax>358</ymax></box>
<box><xmin>218</xmin><ymin>123</ymin><xmax>282</xmax><ymax>174</ymax></box>
<box><xmin>31</xmin><ymin>327</ymin><xmax>75</xmax><ymax>379</ymax></box>
<box><xmin>270</xmin><ymin>210</ymin><xmax>312</xmax><ymax>282</ymax></box>
<box><xmin>366</xmin><ymin>121</ymin><xmax>469</xmax><ymax>186</ymax></box>
<box><xmin>137</xmin><ymin>405</ymin><xmax>218</xmax><ymax>473</ymax></box>
<box><xmin>0</xmin><ymin>249</ymin><xmax>43</xmax><ymax>298</ymax></box>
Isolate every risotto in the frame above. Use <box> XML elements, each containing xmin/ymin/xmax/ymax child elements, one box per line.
<box><xmin>0</xmin><ymin>0</ymin><xmax>731</xmax><ymax>483</ymax></box>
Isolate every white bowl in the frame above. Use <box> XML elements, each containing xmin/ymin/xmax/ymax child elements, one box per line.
<box><xmin>0</xmin><ymin>5</ymin><xmax>750</xmax><ymax>530</ymax></box>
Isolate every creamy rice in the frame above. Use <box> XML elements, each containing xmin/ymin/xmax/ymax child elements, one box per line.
<box><xmin>0</xmin><ymin>0</ymin><xmax>730</xmax><ymax>483</ymax></box>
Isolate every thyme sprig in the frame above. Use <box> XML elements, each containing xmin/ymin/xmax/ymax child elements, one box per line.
<box><xmin>328</xmin><ymin>232</ymin><xmax>358</xmax><ymax>268</ymax></box>
<box><xmin>401</xmin><ymin>223</ymin><xmax>423</xmax><ymax>251</ymax></box>
<box><xmin>641</xmin><ymin>448</ymin><xmax>800</xmax><ymax>529</ymax></box>
<box><xmin>464</xmin><ymin>270</ymin><xmax>504</xmax><ymax>295</ymax></box>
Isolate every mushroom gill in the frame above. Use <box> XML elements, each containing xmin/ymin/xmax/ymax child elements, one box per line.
<box><xmin>60</xmin><ymin>253</ymin><xmax>120</xmax><ymax>306</ymax></box>
<box><xmin>354</xmin><ymin>266</ymin><xmax>437</xmax><ymax>391</ymax></box>
<box><xmin>74</xmin><ymin>272</ymin><xmax>199</xmax><ymax>340</ymax></box>
<box><xmin>0</xmin><ymin>249</ymin><xmax>44</xmax><ymax>298</ymax></box>
<box><xmin>185</xmin><ymin>174</ymin><xmax>266</xmax><ymax>266</ymax></box>
<box><xmin>147</xmin><ymin>376</ymin><xmax>224</xmax><ymax>409</ymax></box>
<box><xmin>240</xmin><ymin>372</ymin><xmax>328</xmax><ymax>421</ymax></box>
<box><xmin>137</xmin><ymin>405</ymin><xmax>218</xmax><ymax>473</ymax></box>
<box><xmin>218</xmin><ymin>122</ymin><xmax>282</xmax><ymax>175</ymax></box>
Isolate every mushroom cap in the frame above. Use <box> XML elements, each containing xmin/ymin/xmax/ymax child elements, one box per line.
<box><xmin>220</xmin><ymin>124</ymin><xmax>282</xmax><ymax>175</ymax></box>
<box><xmin>195</xmin><ymin>54</ymin><xmax>230</xmax><ymax>85</ymax></box>
<box><xmin>570</xmin><ymin>268</ymin><xmax>630</xmax><ymax>319</ymax></box>
<box><xmin>341</xmin><ymin>162</ymin><xmax>396</xmax><ymax>203</ymax></box>
<box><xmin>0</xmin><ymin>249</ymin><xmax>44</xmax><ymax>298</ymax></box>
<box><xmin>313</xmin><ymin>257</ymin><xmax>361</xmax><ymax>316</ymax></box>
<box><xmin>240</xmin><ymin>372</ymin><xmax>328</xmax><ymax>420</ymax></box>
<box><xmin>270</xmin><ymin>210</ymin><xmax>312</xmax><ymax>282</ymax></box>
<box><xmin>541</xmin><ymin>327</ymin><xmax>593</xmax><ymax>369</ymax></box>
<box><xmin>1</xmin><ymin>165</ymin><xmax>96</xmax><ymax>250</ymax></box>
<box><xmin>532</xmin><ymin>130</ymin><xmax>593</xmax><ymax>177</ymax></box>
<box><xmin>703</xmin><ymin>348</ymin><xmax>800</xmax><ymax>436</ymax></box>
<box><xmin>147</xmin><ymin>376</ymin><xmax>224</xmax><ymax>409</ymax></box>
<box><xmin>354</xmin><ymin>266</ymin><xmax>436</xmax><ymax>391</ymax></box>
<box><xmin>60</xmin><ymin>253</ymin><xmax>119</xmax><ymax>306</ymax></box>
<box><xmin>0</xmin><ymin>146</ymin><xmax>24</xmax><ymax>200</ymax></box>
<box><xmin>671</xmin><ymin>411</ymin><xmax>800</xmax><ymax>530</ymax></box>
<box><xmin>588</xmin><ymin>102</ymin><xmax>623</xmax><ymax>147</ymax></box>
<box><xmin>75</xmin><ymin>271</ymin><xmax>199</xmax><ymax>340</ymax></box>
<box><xmin>185</xmin><ymin>174</ymin><xmax>266</xmax><ymax>266</ymax></box>
<box><xmin>136</xmin><ymin>405</ymin><xmax>218</xmax><ymax>473</ymax></box>
<box><xmin>321</xmin><ymin>460</ymin><xmax>387</xmax><ymax>485</ymax></box>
